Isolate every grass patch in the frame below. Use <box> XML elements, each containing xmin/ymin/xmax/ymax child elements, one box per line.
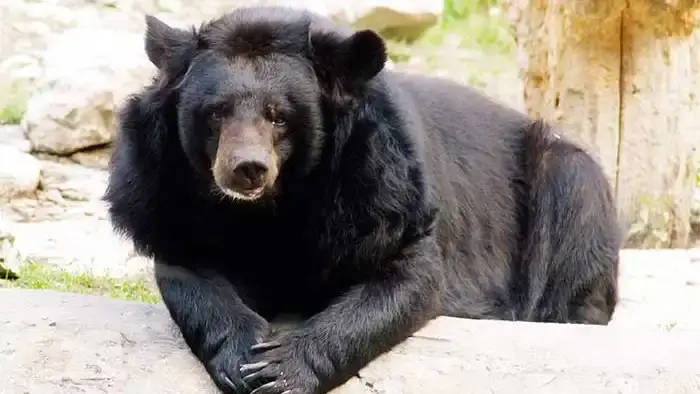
<box><xmin>1</xmin><ymin>261</ymin><xmax>160</xmax><ymax>304</ymax></box>
<box><xmin>0</xmin><ymin>80</ymin><xmax>30</xmax><ymax>124</ymax></box>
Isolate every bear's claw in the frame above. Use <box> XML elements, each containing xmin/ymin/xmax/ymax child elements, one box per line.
<box><xmin>251</xmin><ymin>341</ymin><xmax>282</xmax><ymax>352</ymax></box>
<box><xmin>240</xmin><ymin>361</ymin><xmax>271</xmax><ymax>373</ymax></box>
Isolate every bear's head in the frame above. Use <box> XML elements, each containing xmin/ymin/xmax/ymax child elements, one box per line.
<box><xmin>142</xmin><ymin>7</ymin><xmax>388</xmax><ymax>202</ymax></box>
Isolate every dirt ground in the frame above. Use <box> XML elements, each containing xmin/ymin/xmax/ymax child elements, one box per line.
<box><xmin>610</xmin><ymin>248</ymin><xmax>700</xmax><ymax>331</ymax></box>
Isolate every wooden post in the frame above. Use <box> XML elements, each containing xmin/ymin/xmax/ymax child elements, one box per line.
<box><xmin>503</xmin><ymin>0</ymin><xmax>700</xmax><ymax>248</ymax></box>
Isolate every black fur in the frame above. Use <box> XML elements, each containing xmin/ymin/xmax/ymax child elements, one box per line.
<box><xmin>104</xmin><ymin>6</ymin><xmax>621</xmax><ymax>394</ymax></box>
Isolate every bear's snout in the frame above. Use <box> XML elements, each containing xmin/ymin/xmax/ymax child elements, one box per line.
<box><xmin>230</xmin><ymin>154</ymin><xmax>268</xmax><ymax>191</ymax></box>
<box><xmin>214</xmin><ymin>147</ymin><xmax>278</xmax><ymax>200</ymax></box>
<box><xmin>212</xmin><ymin>121</ymin><xmax>279</xmax><ymax>201</ymax></box>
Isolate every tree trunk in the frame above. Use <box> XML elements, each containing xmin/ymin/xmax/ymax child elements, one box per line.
<box><xmin>503</xmin><ymin>0</ymin><xmax>700</xmax><ymax>248</ymax></box>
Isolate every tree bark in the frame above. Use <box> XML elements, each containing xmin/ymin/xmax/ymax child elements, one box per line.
<box><xmin>503</xmin><ymin>0</ymin><xmax>700</xmax><ymax>248</ymax></box>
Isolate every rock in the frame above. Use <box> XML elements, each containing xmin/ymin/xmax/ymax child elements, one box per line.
<box><xmin>0</xmin><ymin>217</ymin><xmax>20</xmax><ymax>280</ymax></box>
<box><xmin>0</xmin><ymin>145</ymin><xmax>42</xmax><ymax>200</ymax></box>
<box><xmin>70</xmin><ymin>145</ymin><xmax>114</xmax><ymax>169</ymax></box>
<box><xmin>9</xmin><ymin>218</ymin><xmax>152</xmax><ymax>280</ymax></box>
<box><xmin>20</xmin><ymin>27</ymin><xmax>154</xmax><ymax>155</ymax></box>
<box><xmin>0</xmin><ymin>244</ymin><xmax>21</xmax><ymax>280</ymax></box>
<box><xmin>0</xmin><ymin>125</ymin><xmax>31</xmax><ymax>152</ymax></box>
<box><xmin>0</xmin><ymin>154</ymin><xmax>152</xmax><ymax>280</ymax></box>
<box><xmin>0</xmin><ymin>259</ymin><xmax>19</xmax><ymax>281</ymax></box>
<box><xmin>281</xmin><ymin>0</ymin><xmax>442</xmax><ymax>41</ymax></box>
<box><xmin>0</xmin><ymin>158</ymin><xmax>109</xmax><ymax>223</ymax></box>
<box><xmin>0</xmin><ymin>289</ymin><xmax>218</xmax><ymax>394</ymax></box>
<box><xmin>2</xmin><ymin>289</ymin><xmax>700</xmax><ymax>394</ymax></box>
<box><xmin>146</xmin><ymin>1</ymin><xmax>443</xmax><ymax>40</ymax></box>
<box><xmin>0</xmin><ymin>54</ymin><xmax>43</xmax><ymax>85</ymax></box>
<box><xmin>332</xmin><ymin>0</ymin><xmax>441</xmax><ymax>41</ymax></box>
<box><xmin>39</xmin><ymin>159</ymin><xmax>108</xmax><ymax>203</ymax></box>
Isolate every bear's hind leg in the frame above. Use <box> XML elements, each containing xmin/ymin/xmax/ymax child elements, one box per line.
<box><xmin>517</xmin><ymin>120</ymin><xmax>622</xmax><ymax>325</ymax></box>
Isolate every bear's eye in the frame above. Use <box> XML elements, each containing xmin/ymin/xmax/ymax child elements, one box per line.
<box><xmin>210</xmin><ymin>108</ymin><xmax>226</xmax><ymax>123</ymax></box>
<box><xmin>204</xmin><ymin>103</ymin><xmax>230</xmax><ymax>124</ymax></box>
<box><xmin>265</xmin><ymin>107</ymin><xmax>286</xmax><ymax>127</ymax></box>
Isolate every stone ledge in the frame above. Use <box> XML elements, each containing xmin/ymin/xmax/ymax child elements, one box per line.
<box><xmin>1</xmin><ymin>288</ymin><xmax>699</xmax><ymax>394</ymax></box>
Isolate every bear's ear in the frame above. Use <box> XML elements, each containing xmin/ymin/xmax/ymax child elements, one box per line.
<box><xmin>310</xmin><ymin>28</ymin><xmax>387</xmax><ymax>90</ymax></box>
<box><xmin>144</xmin><ymin>15</ymin><xmax>198</xmax><ymax>76</ymax></box>
<box><xmin>333</xmin><ymin>30</ymin><xmax>387</xmax><ymax>83</ymax></box>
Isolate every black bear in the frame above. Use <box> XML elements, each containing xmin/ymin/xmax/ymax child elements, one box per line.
<box><xmin>104</xmin><ymin>6</ymin><xmax>622</xmax><ymax>394</ymax></box>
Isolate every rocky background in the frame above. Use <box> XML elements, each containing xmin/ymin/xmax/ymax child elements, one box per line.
<box><xmin>0</xmin><ymin>0</ymin><xmax>698</xmax><ymax>297</ymax></box>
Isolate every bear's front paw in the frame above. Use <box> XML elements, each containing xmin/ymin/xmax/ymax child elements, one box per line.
<box><xmin>240</xmin><ymin>331</ymin><xmax>322</xmax><ymax>394</ymax></box>
<box><xmin>205</xmin><ymin>331</ymin><xmax>269</xmax><ymax>394</ymax></box>
<box><xmin>206</xmin><ymin>344</ymin><xmax>252</xmax><ymax>394</ymax></box>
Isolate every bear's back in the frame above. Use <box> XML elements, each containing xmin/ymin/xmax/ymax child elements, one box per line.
<box><xmin>385</xmin><ymin>71</ymin><xmax>529</xmax><ymax>266</ymax></box>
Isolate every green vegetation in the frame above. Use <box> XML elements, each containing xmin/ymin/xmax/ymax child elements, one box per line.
<box><xmin>384</xmin><ymin>0</ymin><xmax>516</xmax><ymax>89</ymax></box>
<box><xmin>0</xmin><ymin>80</ymin><xmax>30</xmax><ymax>124</ymax></box>
<box><xmin>1</xmin><ymin>261</ymin><xmax>160</xmax><ymax>304</ymax></box>
<box><xmin>436</xmin><ymin>0</ymin><xmax>514</xmax><ymax>55</ymax></box>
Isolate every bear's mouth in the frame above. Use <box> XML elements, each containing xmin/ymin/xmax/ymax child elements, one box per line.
<box><xmin>220</xmin><ymin>186</ymin><xmax>266</xmax><ymax>202</ymax></box>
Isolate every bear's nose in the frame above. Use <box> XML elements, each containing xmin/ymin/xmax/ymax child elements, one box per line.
<box><xmin>232</xmin><ymin>160</ymin><xmax>268</xmax><ymax>191</ymax></box>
